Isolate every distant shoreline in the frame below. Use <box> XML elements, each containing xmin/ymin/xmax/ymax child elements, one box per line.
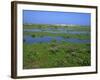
<box><xmin>23</xmin><ymin>23</ymin><xmax>90</xmax><ymax>27</ymax></box>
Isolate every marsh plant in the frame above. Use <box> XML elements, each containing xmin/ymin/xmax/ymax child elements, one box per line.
<box><xmin>23</xmin><ymin>24</ymin><xmax>90</xmax><ymax>69</ymax></box>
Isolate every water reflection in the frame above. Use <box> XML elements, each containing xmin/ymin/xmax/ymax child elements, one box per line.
<box><xmin>23</xmin><ymin>36</ymin><xmax>90</xmax><ymax>44</ymax></box>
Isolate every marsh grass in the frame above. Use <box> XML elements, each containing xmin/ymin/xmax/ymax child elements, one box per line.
<box><xmin>23</xmin><ymin>42</ymin><xmax>91</xmax><ymax>69</ymax></box>
<box><xmin>23</xmin><ymin>24</ymin><xmax>90</xmax><ymax>31</ymax></box>
<box><xmin>31</xmin><ymin>34</ymin><xmax>36</xmax><ymax>38</ymax></box>
<box><xmin>23</xmin><ymin>24</ymin><xmax>91</xmax><ymax>69</ymax></box>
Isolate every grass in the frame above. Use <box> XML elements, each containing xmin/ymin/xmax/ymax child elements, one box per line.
<box><xmin>23</xmin><ymin>24</ymin><xmax>90</xmax><ymax>31</ymax></box>
<box><xmin>23</xmin><ymin>24</ymin><xmax>91</xmax><ymax>69</ymax></box>
<box><xmin>23</xmin><ymin>41</ymin><xmax>91</xmax><ymax>69</ymax></box>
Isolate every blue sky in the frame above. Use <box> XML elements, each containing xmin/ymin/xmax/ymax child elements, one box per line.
<box><xmin>23</xmin><ymin>10</ymin><xmax>91</xmax><ymax>26</ymax></box>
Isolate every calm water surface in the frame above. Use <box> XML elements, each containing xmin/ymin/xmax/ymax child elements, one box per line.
<box><xmin>23</xmin><ymin>28</ymin><xmax>90</xmax><ymax>44</ymax></box>
<box><xmin>24</xmin><ymin>29</ymin><xmax>89</xmax><ymax>34</ymax></box>
<box><xmin>23</xmin><ymin>36</ymin><xmax>90</xmax><ymax>44</ymax></box>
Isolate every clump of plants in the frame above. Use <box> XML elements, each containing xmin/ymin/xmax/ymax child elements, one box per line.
<box><xmin>63</xmin><ymin>35</ymin><xmax>70</xmax><ymax>38</ymax></box>
<box><xmin>31</xmin><ymin>34</ymin><xmax>36</xmax><ymax>37</ymax></box>
<box><xmin>49</xmin><ymin>47</ymin><xmax>59</xmax><ymax>54</ymax></box>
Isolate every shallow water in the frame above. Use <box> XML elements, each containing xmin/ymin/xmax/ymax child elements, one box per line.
<box><xmin>23</xmin><ymin>36</ymin><xmax>90</xmax><ymax>44</ymax></box>
<box><xmin>24</xmin><ymin>28</ymin><xmax>89</xmax><ymax>34</ymax></box>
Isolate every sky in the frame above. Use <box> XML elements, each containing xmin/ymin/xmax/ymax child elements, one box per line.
<box><xmin>23</xmin><ymin>10</ymin><xmax>91</xmax><ymax>26</ymax></box>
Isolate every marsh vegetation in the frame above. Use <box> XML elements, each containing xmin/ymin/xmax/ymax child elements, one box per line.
<box><xmin>23</xmin><ymin>24</ymin><xmax>91</xmax><ymax>69</ymax></box>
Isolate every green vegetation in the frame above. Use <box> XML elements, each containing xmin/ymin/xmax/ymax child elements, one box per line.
<box><xmin>23</xmin><ymin>24</ymin><xmax>90</xmax><ymax>31</ymax></box>
<box><xmin>23</xmin><ymin>24</ymin><xmax>91</xmax><ymax>69</ymax></box>
<box><xmin>23</xmin><ymin>42</ymin><xmax>90</xmax><ymax>69</ymax></box>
